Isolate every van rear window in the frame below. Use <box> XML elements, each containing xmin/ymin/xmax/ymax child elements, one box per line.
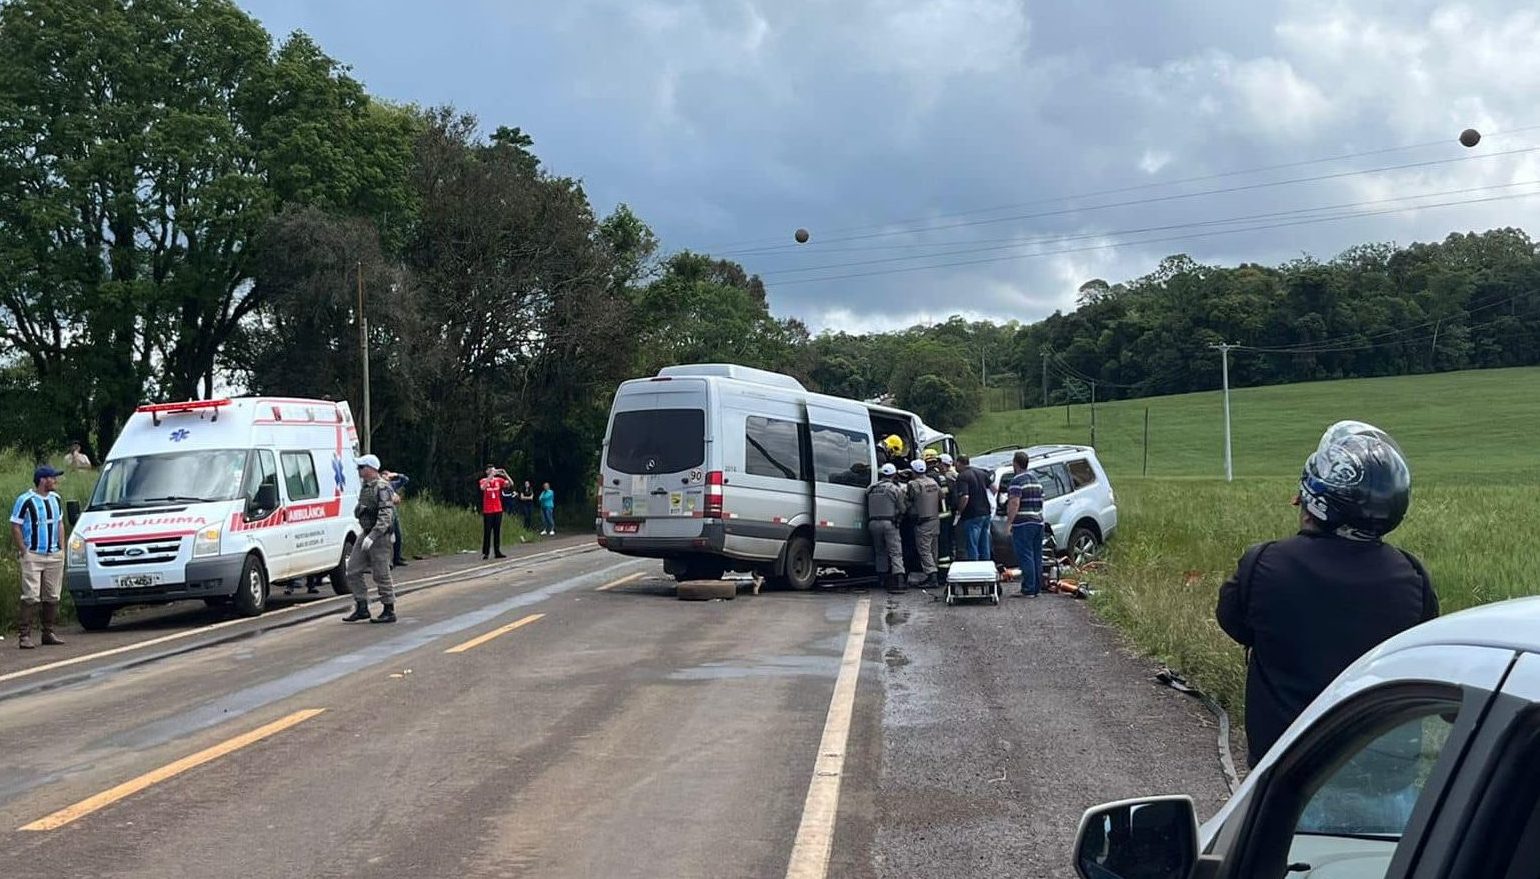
<box><xmin>607</xmin><ymin>409</ymin><xmax>706</xmax><ymax>475</ymax></box>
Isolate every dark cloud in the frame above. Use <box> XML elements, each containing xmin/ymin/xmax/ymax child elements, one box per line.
<box><xmin>240</xmin><ymin>0</ymin><xmax>1540</xmax><ymax>332</ymax></box>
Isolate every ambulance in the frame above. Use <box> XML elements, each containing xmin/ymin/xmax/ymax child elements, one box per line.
<box><xmin>65</xmin><ymin>397</ymin><xmax>364</xmax><ymax>629</ymax></box>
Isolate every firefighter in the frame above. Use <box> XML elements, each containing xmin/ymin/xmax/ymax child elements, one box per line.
<box><xmin>866</xmin><ymin>463</ymin><xmax>908</xmax><ymax>593</ymax></box>
<box><xmin>877</xmin><ymin>434</ymin><xmax>907</xmax><ymax>471</ymax></box>
<box><xmin>931</xmin><ymin>452</ymin><xmax>957</xmax><ymax>584</ymax></box>
<box><xmin>905</xmin><ymin>458</ymin><xmax>942</xmax><ymax>588</ymax></box>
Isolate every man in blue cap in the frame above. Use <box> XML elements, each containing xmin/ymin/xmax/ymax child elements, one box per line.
<box><xmin>10</xmin><ymin>466</ymin><xmax>67</xmax><ymax>649</ymax></box>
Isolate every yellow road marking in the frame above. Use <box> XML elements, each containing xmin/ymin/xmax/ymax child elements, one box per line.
<box><xmin>596</xmin><ymin>572</ymin><xmax>645</xmax><ymax>591</ymax></box>
<box><xmin>443</xmin><ymin>613</ymin><xmax>545</xmax><ymax>654</ymax></box>
<box><xmin>784</xmin><ymin>597</ymin><xmax>870</xmax><ymax>879</ymax></box>
<box><xmin>20</xmin><ymin>708</ymin><xmax>325</xmax><ymax>832</ymax></box>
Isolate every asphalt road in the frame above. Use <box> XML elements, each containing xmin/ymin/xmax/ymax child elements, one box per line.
<box><xmin>0</xmin><ymin>545</ymin><xmax>1229</xmax><ymax>878</ymax></box>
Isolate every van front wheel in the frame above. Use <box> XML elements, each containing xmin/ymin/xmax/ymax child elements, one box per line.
<box><xmin>77</xmin><ymin>606</ymin><xmax>114</xmax><ymax>631</ymax></box>
<box><xmin>233</xmin><ymin>555</ymin><xmax>269</xmax><ymax>617</ymax></box>
<box><xmin>782</xmin><ymin>534</ymin><xmax>816</xmax><ymax>591</ymax></box>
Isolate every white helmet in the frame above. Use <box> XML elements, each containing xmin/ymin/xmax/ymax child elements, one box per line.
<box><xmin>910</xmin><ymin>459</ymin><xmax>927</xmax><ymax>474</ymax></box>
<box><xmin>357</xmin><ymin>454</ymin><xmax>382</xmax><ymax>470</ymax></box>
<box><xmin>879</xmin><ymin>463</ymin><xmax>898</xmax><ymax>477</ymax></box>
<box><xmin>939</xmin><ymin>454</ymin><xmax>954</xmax><ymax>466</ymax></box>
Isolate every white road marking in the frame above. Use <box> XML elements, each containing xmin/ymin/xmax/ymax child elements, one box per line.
<box><xmin>784</xmin><ymin>596</ymin><xmax>871</xmax><ymax>879</ymax></box>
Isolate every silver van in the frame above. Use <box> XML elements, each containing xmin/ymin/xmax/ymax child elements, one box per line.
<box><xmin>595</xmin><ymin>364</ymin><xmax>956</xmax><ymax>588</ymax></box>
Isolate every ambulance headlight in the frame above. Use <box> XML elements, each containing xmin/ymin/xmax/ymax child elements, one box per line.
<box><xmin>193</xmin><ymin>525</ymin><xmax>223</xmax><ymax>558</ymax></box>
<box><xmin>67</xmin><ymin>534</ymin><xmax>86</xmax><ymax>567</ymax></box>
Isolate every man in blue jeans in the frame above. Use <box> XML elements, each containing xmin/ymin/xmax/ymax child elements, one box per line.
<box><xmin>1004</xmin><ymin>450</ymin><xmax>1044</xmax><ymax>597</ymax></box>
<box><xmin>954</xmin><ymin>455</ymin><xmax>995</xmax><ymax>561</ymax></box>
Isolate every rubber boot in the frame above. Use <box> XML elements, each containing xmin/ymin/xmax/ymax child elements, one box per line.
<box><xmin>885</xmin><ymin>574</ymin><xmax>906</xmax><ymax>595</ymax></box>
<box><xmin>371</xmin><ymin>603</ymin><xmax>396</xmax><ymax>624</ymax></box>
<box><xmin>342</xmin><ymin>600</ymin><xmax>371</xmax><ymax>622</ymax></box>
<box><xmin>40</xmin><ymin>602</ymin><xmax>64</xmax><ymax>646</ymax></box>
<box><xmin>17</xmin><ymin>602</ymin><xmax>36</xmax><ymax>649</ymax></box>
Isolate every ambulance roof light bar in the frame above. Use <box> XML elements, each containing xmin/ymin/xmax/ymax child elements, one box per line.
<box><xmin>136</xmin><ymin>398</ymin><xmax>232</xmax><ymax>426</ymax></box>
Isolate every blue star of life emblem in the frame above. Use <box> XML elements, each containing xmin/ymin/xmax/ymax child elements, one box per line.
<box><xmin>332</xmin><ymin>456</ymin><xmax>347</xmax><ymax>492</ymax></box>
<box><xmin>170</xmin><ymin>429</ymin><xmax>191</xmax><ymax>442</ymax></box>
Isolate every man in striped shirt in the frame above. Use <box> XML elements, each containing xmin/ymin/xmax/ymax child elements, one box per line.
<box><xmin>1004</xmin><ymin>450</ymin><xmax>1045</xmax><ymax>598</ymax></box>
<box><xmin>10</xmin><ymin>466</ymin><xmax>67</xmax><ymax>648</ymax></box>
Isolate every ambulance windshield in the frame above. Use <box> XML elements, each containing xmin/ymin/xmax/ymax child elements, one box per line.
<box><xmin>89</xmin><ymin>449</ymin><xmax>251</xmax><ymax>510</ymax></box>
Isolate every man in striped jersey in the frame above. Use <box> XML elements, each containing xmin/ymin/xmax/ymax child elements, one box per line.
<box><xmin>1004</xmin><ymin>450</ymin><xmax>1045</xmax><ymax>598</ymax></box>
<box><xmin>11</xmin><ymin>466</ymin><xmax>67</xmax><ymax>648</ymax></box>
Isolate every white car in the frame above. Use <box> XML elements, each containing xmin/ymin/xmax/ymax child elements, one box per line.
<box><xmin>969</xmin><ymin>444</ymin><xmax>1117</xmax><ymax>567</ymax></box>
<box><xmin>1073</xmin><ymin>596</ymin><xmax>1540</xmax><ymax>879</ymax></box>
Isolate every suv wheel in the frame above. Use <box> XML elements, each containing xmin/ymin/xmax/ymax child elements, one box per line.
<box><xmin>1068</xmin><ymin>525</ymin><xmax>1101</xmax><ymax>567</ymax></box>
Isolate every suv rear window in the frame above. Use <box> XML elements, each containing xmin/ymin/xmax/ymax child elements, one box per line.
<box><xmin>1066</xmin><ymin>459</ymin><xmax>1097</xmax><ymax>490</ymax></box>
<box><xmin>607</xmin><ymin>409</ymin><xmax>706</xmax><ymax>475</ymax></box>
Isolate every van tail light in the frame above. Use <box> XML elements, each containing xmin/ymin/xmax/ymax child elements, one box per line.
<box><xmin>705</xmin><ymin>471</ymin><xmax>724</xmax><ymax>518</ymax></box>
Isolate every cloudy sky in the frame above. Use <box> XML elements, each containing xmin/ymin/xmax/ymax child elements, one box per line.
<box><xmin>239</xmin><ymin>0</ymin><xmax>1540</xmax><ymax>334</ymax></box>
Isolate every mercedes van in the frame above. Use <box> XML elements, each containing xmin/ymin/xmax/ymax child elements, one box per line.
<box><xmin>595</xmin><ymin>364</ymin><xmax>956</xmax><ymax>588</ymax></box>
<box><xmin>65</xmin><ymin>397</ymin><xmax>363</xmax><ymax>629</ymax></box>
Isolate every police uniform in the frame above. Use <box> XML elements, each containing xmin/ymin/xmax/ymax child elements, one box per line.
<box><xmin>905</xmin><ymin>467</ymin><xmax>941</xmax><ymax>586</ymax></box>
<box><xmin>866</xmin><ymin>476</ymin><xmax>907</xmax><ymax>585</ymax></box>
<box><xmin>345</xmin><ymin>465</ymin><xmax>398</xmax><ymax>623</ymax></box>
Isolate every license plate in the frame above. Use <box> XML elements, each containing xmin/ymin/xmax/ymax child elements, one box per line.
<box><xmin>614</xmin><ymin>522</ymin><xmax>640</xmax><ymax>534</ymax></box>
<box><xmin>114</xmin><ymin>573</ymin><xmax>162</xmax><ymax>589</ymax></box>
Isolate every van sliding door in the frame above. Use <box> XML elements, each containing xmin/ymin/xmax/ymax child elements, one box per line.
<box><xmin>804</xmin><ymin>401</ymin><xmax>875</xmax><ymax>565</ymax></box>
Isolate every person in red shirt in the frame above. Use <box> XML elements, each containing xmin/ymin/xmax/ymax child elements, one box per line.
<box><xmin>479</xmin><ymin>466</ymin><xmax>512</xmax><ymax>559</ymax></box>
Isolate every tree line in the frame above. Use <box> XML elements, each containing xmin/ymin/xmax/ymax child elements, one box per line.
<box><xmin>2</xmin><ymin>0</ymin><xmax>1537</xmax><ymax>509</ymax></box>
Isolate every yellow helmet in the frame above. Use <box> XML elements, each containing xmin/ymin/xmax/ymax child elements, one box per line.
<box><xmin>882</xmin><ymin>435</ymin><xmax>906</xmax><ymax>456</ymax></box>
<box><xmin>922</xmin><ymin>448</ymin><xmax>940</xmax><ymax>461</ymax></box>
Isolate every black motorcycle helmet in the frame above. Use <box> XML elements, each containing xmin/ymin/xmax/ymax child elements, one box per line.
<box><xmin>1298</xmin><ymin>420</ymin><xmax>1411</xmax><ymax>540</ymax></box>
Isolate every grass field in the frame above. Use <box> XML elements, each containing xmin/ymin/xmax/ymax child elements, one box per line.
<box><xmin>958</xmin><ymin>366</ymin><xmax>1540</xmax><ymax>713</ymax></box>
<box><xmin>0</xmin><ymin>452</ymin><xmax>534</xmax><ymax>634</ymax></box>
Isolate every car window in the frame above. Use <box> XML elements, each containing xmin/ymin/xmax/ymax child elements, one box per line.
<box><xmin>1066</xmin><ymin>458</ymin><xmax>1097</xmax><ymax>491</ymax></box>
<box><xmin>280</xmin><ymin>451</ymin><xmax>320</xmax><ymax>501</ymax></box>
<box><xmin>1032</xmin><ymin>464</ymin><xmax>1071</xmax><ymax>500</ymax></box>
<box><xmin>607</xmin><ymin>408</ymin><xmax>705</xmax><ymax>475</ymax></box>
<box><xmin>744</xmin><ymin>415</ymin><xmax>805</xmax><ymax>481</ymax></box>
<box><xmin>810</xmin><ymin>424</ymin><xmax>872</xmax><ymax>486</ymax></box>
<box><xmin>1281</xmin><ymin>706</ymin><xmax>1459</xmax><ymax>879</ymax></box>
<box><xmin>241</xmin><ymin>450</ymin><xmax>278</xmax><ymax>502</ymax></box>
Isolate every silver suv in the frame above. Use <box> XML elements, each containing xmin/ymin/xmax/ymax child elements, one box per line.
<box><xmin>966</xmin><ymin>444</ymin><xmax>1118</xmax><ymax>567</ymax></box>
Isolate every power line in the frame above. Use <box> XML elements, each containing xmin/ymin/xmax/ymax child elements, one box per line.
<box><xmin>755</xmin><ymin>179</ymin><xmax>1540</xmax><ymax>275</ymax></box>
<box><xmin>766</xmin><ymin>187</ymin><xmax>1540</xmax><ymax>286</ymax></box>
<box><xmin>704</xmin><ymin>123</ymin><xmax>1540</xmax><ymax>252</ymax></box>
<box><xmin>719</xmin><ymin>143</ymin><xmax>1540</xmax><ymax>254</ymax></box>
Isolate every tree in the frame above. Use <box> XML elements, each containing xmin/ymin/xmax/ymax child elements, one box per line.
<box><xmin>0</xmin><ymin>0</ymin><xmax>415</xmax><ymax>452</ymax></box>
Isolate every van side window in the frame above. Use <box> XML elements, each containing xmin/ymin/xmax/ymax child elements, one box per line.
<box><xmin>1066</xmin><ymin>459</ymin><xmax>1097</xmax><ymax>491</ymax></box>
<box><xmin>745</xmin><ymin>416</ymin><xmax>805</xmax><ymax>481</ymax></box>
<box><xmin>810</xmin><ymin>425</ymin><xmax>873</xmax><ymax>487</ymax></box>
<box><xmin>281</xmin><ymin>451</ymin><xmax>321</xmax><ymax>501</ymax></box>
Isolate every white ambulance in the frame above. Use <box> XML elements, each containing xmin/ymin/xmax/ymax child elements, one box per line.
<box><xmin>65</xmin><ymin>397</ymin><xmax>364</xmax><ymax>629</ymax></box>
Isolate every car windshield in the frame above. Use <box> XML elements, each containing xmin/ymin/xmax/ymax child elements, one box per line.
<box><xmin>89</xmin><ymin>449</ymin><xmax>251</xmax><ymax>510</ymax></box>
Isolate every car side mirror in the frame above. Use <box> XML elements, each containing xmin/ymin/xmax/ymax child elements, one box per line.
<box><xmin>1074</xmin><ymin>795</ymin><xmax>1199</xmax><ymax>879</ymax></box>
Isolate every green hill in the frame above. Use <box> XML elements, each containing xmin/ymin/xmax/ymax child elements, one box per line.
<box><xmin>960</xmin><ymin>366</ymin><xmax>1540</xmax><ymax>484</ymax></box>
<box><xmin>957</xmin><ymin>366</ymin><xmax>1540</xmax><ymax>716</ymax></box>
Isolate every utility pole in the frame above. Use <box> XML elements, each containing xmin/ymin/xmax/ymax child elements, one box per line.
<box><xmin>1041</xmin><ymin>352</ymin><xmax>1050</xmax><ymax>408</ymax></box>
<box><xmin>1089</xmin><ymin>381</ymin><xmax>1097</xmax><ymax>447</ymax></box>
<box><xmin>1210</xmin><ymin>342</ymin><xmax>1235</xmax><ymax>482</ymax></box>
<box><xmin>357</xmin><ymin>260</ymin><xmax>372</xmax><ymax>454</ymax></box>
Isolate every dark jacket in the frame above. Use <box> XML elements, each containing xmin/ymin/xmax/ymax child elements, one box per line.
<box><xmin>1216</xmin><ymin>530</ymin><xmax>1438</xmax><ymax>766</ymax></box>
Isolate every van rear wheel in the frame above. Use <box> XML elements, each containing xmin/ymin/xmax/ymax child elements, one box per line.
<box><xmin>331</xmin><ymin>537</ymin><xmax>356</xmax><ymax>596</ymax></box>
<box><xmin>782</xmin><ymin>534</ymin><xmax>816</xmax><ymax>591</ymax></box>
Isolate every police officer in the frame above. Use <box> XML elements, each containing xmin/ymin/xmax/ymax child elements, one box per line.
<box><xmin>866</xmin><ymin>463</ymin><xmax>908</xmax><ymax>593</ymax></box>
<box><xmin>343</xmin><ymin>454</ymin><xmax>399</xmax><ymax>624</ymax></box>
<box><xmin>1217</xmin><ymin>421</ymin><xmax>1438</xmax><ymax>767</ymax></box>
<box><xmin>905</xmin><ymin>458</ymin><xmax>942</xmax><ymax>588</ymax></box>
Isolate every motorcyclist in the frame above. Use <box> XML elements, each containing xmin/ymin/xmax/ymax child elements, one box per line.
<box><xmin>1216</xmin><ymin>420</ymin><xmax>1438</xmax><ymax>766</ymax></box>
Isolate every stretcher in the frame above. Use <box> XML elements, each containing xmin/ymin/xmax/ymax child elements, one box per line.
<box><xmin>943</xmin><ymin>560</ymin><xmax>1001</xmax><ymax>606</ymax></box>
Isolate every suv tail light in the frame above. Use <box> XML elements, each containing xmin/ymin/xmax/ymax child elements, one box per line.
<box><xmin>705</xmin><ymin>471</ymin><xmax>724</xmax><ymax>518</ymax></box>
